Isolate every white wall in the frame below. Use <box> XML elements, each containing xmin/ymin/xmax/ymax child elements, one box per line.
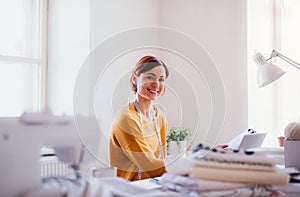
<box><xmin>247</xmin><ymin>0</ymin><xmax>276</xmax><ymax>146</ymax></box>
<box><xmin>89</xmin><ymin>0</ymin><xmax>160</xmax><ymax>50</ymax></box>
<box><xmin>158</xmin><ymin>0</ymin><xmax>248</xmax><ymax>144</ymax></box>
<box><xmin>47</xmin><ymin>0</ymin><xmax>90</xmax><ymax>115</ymax></box>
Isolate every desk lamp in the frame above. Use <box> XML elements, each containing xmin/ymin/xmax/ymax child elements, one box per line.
<box><xmin>253</xmin><ymin>50</ymin><xmax>300</xmax><ymax>87</ymax></box>
<box><xmin>253</xmin><ymin>50</ymin><xmax>300</xmax><ymax>170</ymax></box>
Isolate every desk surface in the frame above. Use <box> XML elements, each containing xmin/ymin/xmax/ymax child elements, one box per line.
<box><xmin>131</xmin><ymin>148</ymin><xmax>300</xmax><ymax>197</ymax></box>
<box><xmin>131</xmin><ymin>176</ymin><xmax>300</xmax><ymax>197</ymax></box>
<box><xmin>274</xmin><ymin>183</ymin><xmax>300</xmax><ymax>197</ymax></box>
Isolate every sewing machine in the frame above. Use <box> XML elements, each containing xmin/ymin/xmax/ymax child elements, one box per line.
<box><xmin>0</xmin><ymin>113</ymin><xmax>101</xmax><ymax>197</ymax></box>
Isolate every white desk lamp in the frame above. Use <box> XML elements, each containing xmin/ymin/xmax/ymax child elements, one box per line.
<box><xmin>253</xmin><ymin>50</ymin><xmax>300</xmax><ymax>87</ymax></box>
<box><xmin>253</xmin><ymin>50</ymin><xmax>300</xmax><ymax>170</ymax></box>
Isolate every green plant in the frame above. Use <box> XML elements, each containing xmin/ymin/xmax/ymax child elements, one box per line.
<box><xmin>166</xmin><ymin>127</ymin><xmax>191</xmax><ymax>147</ymax></box>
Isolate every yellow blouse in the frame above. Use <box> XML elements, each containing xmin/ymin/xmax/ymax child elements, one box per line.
<box><xmin>109</xmin><ymin>103</ymin><xmax>167</xmax><ymax>181</ymax></box>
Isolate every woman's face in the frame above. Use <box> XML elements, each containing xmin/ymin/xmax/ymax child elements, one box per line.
<box><xmin>135</xmin><ymin>65</ymin><xmax>166</xmax><ymax>101</ymax></box>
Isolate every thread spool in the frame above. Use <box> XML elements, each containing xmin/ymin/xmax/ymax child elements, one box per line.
<box><xmin>284</xmin><ymin>122</ymin><xmax>300</xmax><ymax>140</ymax></box>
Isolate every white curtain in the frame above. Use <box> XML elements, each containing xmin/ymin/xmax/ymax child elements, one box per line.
<box><xmin>248</xmin><ymin>0</ymin><xmax>300</xmax><ymax>147</ymax></box>
<box><xmin>276</xmin><ymin>0</ymin><xmax>300</xmax><ymax>138</ymax></box>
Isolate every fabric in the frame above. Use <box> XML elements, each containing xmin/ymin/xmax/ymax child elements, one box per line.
<box><xmin>109</xmin><ymin>103</ymin><xmax>167</xmax><ymax>181</ymax></box>
<box><xmin>158</xmin><ymin>173</ymin><xmax>287</xmax><ymax>197</ymax></box>
<box><xmin>24</xmin><ymin>176</ymin><xmax>179</xmax><ymax>197</ymax></box>
<box><xmin>24</xmin><ymin>175</ymin><xmax>287</xmax><ymax>197</ymax></box>
<box><xmin>189</xmin><ymin>166</ymin><xmax>290</xmax><ymax>185</ymax></box>
<box><xmin>160</xmin><ymin>173</ymin><xmax>250</xmax><ymax>192</ymax></box>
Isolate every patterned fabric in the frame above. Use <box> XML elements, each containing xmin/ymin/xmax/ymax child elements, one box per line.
<box><xmin>158</xmin><ymin>173</ymin><xmax>287</xmax><ymax>197</ymax></box>
<box><xmin>23</xmin><ymin>174</ymin><xmax>287</xmax><ymax>197</ymax></box>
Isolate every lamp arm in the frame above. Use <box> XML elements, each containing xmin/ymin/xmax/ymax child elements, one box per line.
<box><xmin>269</xmin><ymin>50</ymin><xmax>300</xmax><ymax>70</ymax></box>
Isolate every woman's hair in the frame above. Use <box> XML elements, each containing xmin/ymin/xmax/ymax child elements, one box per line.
<box><xmin>130</xmin><ymin>56</ymin><xmax>169</xmax><ymax>93</ymax></box>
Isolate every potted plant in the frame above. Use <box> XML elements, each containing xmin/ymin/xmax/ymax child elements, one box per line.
<box><xmin>166</xmin><ymin>127</ymin><xmax>191</xmax><ymax>157</ymax></box>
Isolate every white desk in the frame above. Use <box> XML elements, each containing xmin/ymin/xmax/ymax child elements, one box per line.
<box><xmin>274</xmin><ymin>183</ymin><xmax>300</xmax><ymax>197</ymax></box>
<box><xmin>131</xmin><ymin>147</ymin><xmax>300</xmax><ymax>197</ymax></box>
<box><xmin>24</xmin><ymin>147</ymin><xmax>300</xmax><ymax>197</ymax></box>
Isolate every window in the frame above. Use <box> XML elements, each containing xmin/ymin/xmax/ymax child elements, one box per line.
<box><xmin>0</xmin><ymin>0</ymin><xmax>47</xmax><ymax>116</ymax></box>
<box><xmin>248</xmin><ymin>0</ymin><xmax>300</xmax><ymax>147</ymax></box>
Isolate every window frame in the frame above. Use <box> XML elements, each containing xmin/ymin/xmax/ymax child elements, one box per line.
<box><xmin>0</xmin><ymin>0</ymin><xmax>48</xmax><ymax>116</ymax></box>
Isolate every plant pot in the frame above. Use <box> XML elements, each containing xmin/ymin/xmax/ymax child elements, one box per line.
<box><xmin>278</xmin><ymin>136</ymin><xmax>285</xmax><ymax>147</ymax></box>
<box><xmin>168</xmin><ymin>141</ymin><xmax>187</xmax><ymax>157</ymax></box>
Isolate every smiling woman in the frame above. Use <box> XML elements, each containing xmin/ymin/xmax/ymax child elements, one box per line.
<box><xmin>109</xmin><ymin>56</ymin><xmax>170</xmax><ymax>181</ymax></box>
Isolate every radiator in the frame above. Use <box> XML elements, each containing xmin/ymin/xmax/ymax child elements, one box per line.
<box><xmin>40</xmin><ymin>160</ymin><xmax>74</xmax><ymax>178</ymax></box>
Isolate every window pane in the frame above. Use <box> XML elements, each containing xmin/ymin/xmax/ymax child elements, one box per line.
<box><xmin>0</xmin><ymin>0</ymin><xmax>40</xmax><ymax>58</ymax></box>
<box><xmin>0</xmin><ymin>62</ymin><xmax>39</xmax><ymax>116</ymax></box>
<box><xmin>248</xmin><ymin>0</ymin><xmax>300</xmax><ymax>147</ymax></box>
<box><xmin>275</xmin><ymin>0</ymin><xmax>300</xmax><ymax>133</ymax></box>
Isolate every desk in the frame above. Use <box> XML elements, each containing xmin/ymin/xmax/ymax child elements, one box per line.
<box><xmin>132</xmin><ymin>175</ymin><xmax>300</xmax><ymax>197</ymax></box>
<box><xmin>24</xmin><ymin>147</ymin><xmax>300</xmax><ymax>197</ymax></box>
<box><xmin>131</xmin><ymin>148</ymin><xmax>300</xmax><ymax>197</ymax></box>
<box><xmin>260</xmin><ymin>147</ymin><xmax>300</xmax><ymax>196</ymax></box>
<box><xmin>274</xmin><ymin>183</ymin><xmax>300</xmax><ymax>197</ymax></box>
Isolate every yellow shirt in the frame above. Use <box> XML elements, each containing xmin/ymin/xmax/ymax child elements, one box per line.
<box><xmin>109</xmin><ymin>103</ymin><xmax>167</xmax><ymax>181</ymax></box>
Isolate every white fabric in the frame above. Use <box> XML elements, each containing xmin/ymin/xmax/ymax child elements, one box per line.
<box><xmin>159</xmin><ymin>173</ymin><xmax>286</xmax><ymax>197</ymax></box>
<box><xmin>23</xmin><ymin>176</ymin><xmax>179</xmax><ymax>197</ymax></box>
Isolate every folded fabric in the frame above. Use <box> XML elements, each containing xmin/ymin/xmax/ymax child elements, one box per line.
<box><xmin>160</xmin><ymin>173</ymin><xmax>251</xmax><ymax>192</ymax></box>
<box><xmin>24</xmin><ymin>176</ymin><xmax>176</xmax><ymax>197</ymax></box>
<box><xmin>158</xmin><ymin>173</ymin><xmax>286</xmax><ymax>197</ymax></box>
<box><xmin>285</xmin><ymin>122</ymin><xmax>300</xmax><ymax>140</ymax></box>
<box><xmin>189</xmin><ymin>166</ymin><xmax>290</xmax><ymax>185</ymax></box>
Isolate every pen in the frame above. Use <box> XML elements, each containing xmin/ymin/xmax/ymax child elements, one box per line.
<box><xmin>150</xmin><ymin>178</ymin><xmax>161</xmax><ymax>185</ymax></box>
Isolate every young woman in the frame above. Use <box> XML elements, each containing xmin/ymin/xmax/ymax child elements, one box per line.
<box><xmin>109</xmin><ymin>56</ymin><xmax>169</xmax><ymax>181</ymax></box>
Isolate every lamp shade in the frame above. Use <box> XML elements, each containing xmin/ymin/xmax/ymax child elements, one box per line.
<box><xmin>253</xmin><ymin>51</ymin><xmax>286</xmax><ymax>87</ymax></box>
<box><xmin>257</xmin><ymin>62</ymin><xmax>285</xmax><ymax>87</ymax></box>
